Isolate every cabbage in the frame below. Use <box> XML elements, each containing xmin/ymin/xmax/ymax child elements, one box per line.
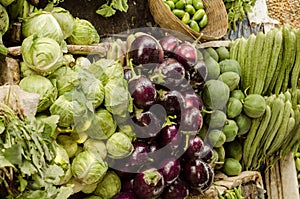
<box><xmin>104</xmin><ymin>78</ymin><xmax>133</xmax><ymax>117</ymax></box>
<box><xmin>22</xmin><ymin>11</ymin><xmax>64</xmax><ymax>45</ymax></box>
<box><xmin>48</xmin><ymin>66</ymin><xmax>80</xmax><ymax>96</ymax></box>
<box><xmin>83</xmin><ymin>139</ymin><xmax>107</xmax><ymax>160</ymax></box>
<box><xmin>51</xmin><ymin>7</ymin><xmax>75</xmax><ymax>39</ymax></box>
<box><xmin>75</xmin><ymin>57</ymin><xmax>91</xmax><ymax>67</ymax></box>
<box><xmin>76</xmin><ymin>68</ymin><xmax>104</xmax><ymax>108</ymax></box>
<box><xmin>49</xmin><ymin>90</ymin><xmax>92</xmax><ymax>130</ymax></box>
<box><xmin>67</xmin><ymin>18</ymin><xmax>100</xmax><ymax>45</ymax></box>
<box><xmin>84</xmin><ymin>108</ymin><xmax>117</xmax><ymax>140</ymax></box>
<box><xmin>85</xmin><ymin>59</ymin><xmax>123</xmax><ymax>86</ymax></box>
<box><xmin>19</xmin><ymin>75</ymin><xmax>58</xmax><ymax>112</ymax></box>
<box><xmin>62</xmin><ymin>54</ymin><xmax>76</xmax><ymax>67</ymax></box>
<box><xmin>21</xmin><ymin>35</ymin><xmax>63</xmax><ymax>76</ymax></box>
<box><xmin>106</xmin><ymin>132</ymin><xmax>133</xmax><ymax>159</ymax></box>
<box><xmin>71</xmin><ymin>151</ymin><xmax>108</xmax><ymax>185</ymax></box>
<box><xmin>93</xmin><ymin>171</ymin><xmax>121</xmax><ymax>198</ymax></box>
<box><xmin>57</xmin><ymin>134</ymin><xmax>78</xmax><ymax>158</ymax></box>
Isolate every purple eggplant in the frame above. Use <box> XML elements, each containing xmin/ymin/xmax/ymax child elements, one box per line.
<box><xmin>133</xmin><ymin>108</ymin><xmax>165</xmax><ymax>139</ymax></box>
<box><xmin>129</xmin><ymin>34</ymin><xmax>164</xmax><ymax>65</ymax></box>
<box><xmin>180</xmin><ymin>107</ymin><xmax>203</xmax><ymax>135</ymax></box>
<box><xmin>173</xmin><ymin>42</ymin><xmax>197</xmax><ymax>70</ymax></box>
<box><xmin>199</xmin><ymin>143</ymin><xmax>214</xmax><ymax>162</ymax></box>
<box><xmin>121</xmin><ymin>177</ymin><xmax>135</xmax><ymax>192</ymax></box>
<box><xmin>127</xmin><ymin>141</ymin><xmax>150</xmax><ymax>168</ymax></box>
<box><xmin>124</xmin><ymin>67</ymin><xmax>133</xmax><ymax>81</ymax></box>
<box><xmin>158</xmin><ymin>125</ymin><xmax>180</xmax><ymax>147</ymax></box>
<box><xmin>183</xmin><ymin>135</ymin><xmax>204</xmax><ymax>159</ymax></box>
<box><xmin>199</xmin><ymin>164</ymin><xmax>214</xmax><ymax>192</ymax></box>
<box><xmin>183</xmin><ymin>92</ymin><xmax>204</xmax><ymax>111</ymax></box>
<box><xmin>187</xmin><ymin>60</ymin><xmax>208</xmax><ymax>92</ymax></box>
<box><xmin>114</xmin><ymin>192</ymin><xmax>136</xmax><ymax>199</ymax></box>
<box><xmin>161</xmin><ymin>179</ymin><xmax>189</xmax><ymax>199</ymax></box>
<box><xmin>159</xmin><ymin>34</ymin><xmax>179</xmax><ymax>57</ymax></box>
<box><xmin>150</xmin><ymin>58</ymin><xmax>185</xmax><ymax>89</ymax></box>
<box><xmin>128</xmin><ymin>75</ymin><xmax>157</xmax><ymax>110</ymax></box>
<box><xmin>158</xmin><ymin>90</ymin><xmax>186</xmax><ymax>117</ymax></box>
<box><xmin>181</xmin><ymin>158</ymin><xmax>210</xmax><ymax>188</ymax></box>
<box><xmin>158</xmin><ymin>157</ymin><xmax>181</xmax><ymax>185</ymax></box>
<box><xmin>133</xmin><ymin>168</ymin><xmax>165</xmax><ymax>199</ymax></box>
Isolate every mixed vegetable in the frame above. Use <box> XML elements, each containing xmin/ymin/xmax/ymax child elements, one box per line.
<box><xmin>0</xmin><ymin>0</ymin><xmax>300</xmax><ymax>198</ymax></box>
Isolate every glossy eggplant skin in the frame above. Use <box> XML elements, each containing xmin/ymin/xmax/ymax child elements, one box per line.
<box><xmin>133</xmin><ymin>168</ymin><xmax>165</xmax><ymax>199</ymax></box>
<box><xmin>181</xmin><ymin>158</ymin><xmax>210</xmax><ymax>188</ymax></box>
<box><xmin>180</xmin><ymin>107</ymin><xmax>203</xmax><ymax>135</ymax></box>
<box><xmin>161</xmin><ymin>179</ymin><xmax>189</xmax><ymax>199</ymax></box>
<box><xmin>128</xmin><ymin>75</ymin><xmax>157</xmax><ymax>110</ymax></box>
<box><xmin>133</xmin><ymin>109</ymin><xmax>165</xmax><ymax>139</ymax></box>
<box><xmin>173</xmin><ymin>43</ymin><xmax>197</xmax><ymax>70</ymax></box>
<box><xmin>183</xmin><ymin>136</ymin><xmax>204</xmax><ymax>159</ymax></box>
<box><xmin>129</xmin><ymin>35</ymin><xmax>164</xmax><ymax>65</ymax></box>
<box><xmin>158</xmin><ymin>90</ymin><xmax>186</xmax><ymax>117</ymax></box>
<box><xmin>159</xmin><ymin>34</ymin><xmax>179</xmax><ymax>57</ymax></box>
<box><xmin>183</xmin><ymin>92</ymin><xmax>204</xmax><ymax>111</ymax></box>
<box><xmin>151</xmin><ymin>58</ymin><xmax>185</xmax><ymax>89</ymax></box>
<box><xmin>158</xmin><ymin>157</ymin><xmax>181</xmax><ymax>185</ymax></box>
<box><xmin>187</xmin><ymin>60</ymin><xmax>208</xmax><ymax>92</ymax></box>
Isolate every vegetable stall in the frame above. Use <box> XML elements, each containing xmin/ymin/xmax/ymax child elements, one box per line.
<box><xmin>0</xmin><ymin>0</ymin><xmax>300</xmax><ymax>198</ymax></box>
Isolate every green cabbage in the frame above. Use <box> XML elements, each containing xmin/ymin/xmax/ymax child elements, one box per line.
<box><xmin>51</xmin><ymin>7</ymin><xmax>75</xmax><ymax>39</ymax></box>
<box><xmin>93</xmin><ymin>171</ymin><xmax>121</xmax><ymax>198</ymax></box>
<box><xmin>21</xmin><ymin>35</ymin><xmax>63</xmax><ymax>76</ymax></box>
<box><xmin>71</xmin><ymin>151</ymin><xmax>108</xmax><ymax>185</ymax></box>
<box><xmin>19</xmin><ymin>75</ymin><xmax>58</xmax><ymax>112</ymax></box>
<box><xmin>48</xmin><ymin>66</ymin><xmax>80</xmax><ymax>96</ymax></box>
<box><xmin>76</xmin><ymin>67</ymin><xmax>104</xmax><ymax>108</ymax></box>
<box><xmin>84</xmin><ymin>108</ymin><xmax>117</xmax><ymax>140</ymax></box>
<box><xmin>67</xmin><ymin>18</ymin><xmax>100</xmax><ymax>45</ymax></box>
<box><xmin>106</xmin><ymin>132</ymin><xmax>133</xmax><ymax>159</ymax></box>
<box><xmin>49</xmin><ymin>91</ymin><xmax>92</xmax><ymax>130</ymax></box>
<box><xmin>22</xmin><ymin>11</ymin><xmax>64</xmax><ymax>45</ymax></box>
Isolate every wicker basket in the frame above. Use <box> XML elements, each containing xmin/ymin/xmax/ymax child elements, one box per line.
<box><xmin>148</xmin><ymin>0</ymin><xmax>228</xmax><ymax>41</ymax></box>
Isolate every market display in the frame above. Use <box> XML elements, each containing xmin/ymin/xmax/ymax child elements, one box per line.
<box><xmin>1</xmin><ymin>0</ymin><xmax>300</xmax><ymax>198</ymax></box>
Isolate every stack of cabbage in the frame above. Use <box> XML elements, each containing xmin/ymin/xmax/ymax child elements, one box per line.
<box><xmin>0</xmin><ymin>6</ymin><xmax>134</xmax><ymax>199</ymax></box>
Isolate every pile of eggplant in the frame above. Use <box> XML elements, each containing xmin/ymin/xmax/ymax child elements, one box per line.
<box><xmin>110</xmin><ymin>32</ymin><xmax>215</xmax><ymax>199</ymax></box>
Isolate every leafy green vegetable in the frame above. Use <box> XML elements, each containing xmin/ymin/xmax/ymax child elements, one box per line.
<box><xmin>96</xmin><ymin>4</ymin><xmax>116</xmax><ymax>17</ymax></box>
<box><xmin>51</xmin><ymin>7</ymin><xmax>75</xmax><ymax>39</ymax></box>
<box><xmin>96</xmin><ymin>0</ymin><xmax>129</xmax><ymax>18</ymax></box>
<box><xmin>67</xmin><ymin>18</ymin><xmax>100</xmax><ymax>45</ymax></box>
<box><xmin>223</xmin><ymin>0</ymin><xmax>256</xmax><ymax>31</ymax></box>
<box><xmin>21</xmin><ymin>35</ymin><xmax>64</xmax><ymax>76</ymax></box>
<box><xmin>22</xmin><ymin>11</ymin><xmax>65</xmax><ymax>46</ymax></box>
<box><xmin>84</xmin><ymin>108</ymin><xmax>117</xmax><ymax>140</ymax></box>
<box><xmin>71</xmin><ymin>151</ymin><xmax>108</xmax><ymax>185</ymax></box>
<box><xmin>19</xmin><ymin>75</ymin><xmax>58</xmax><ymax>112</ymax></box>
<box><xmin>93</xmin><ymin>170</ymin><xmax>121</xmax><ymax>198</ymax></box>
<box><xmin>0</xmin><ymin>103</ymin><xmax>71</xmax><ymax>198</ymax></box>
<box><xmin>49</xmin><ymin>90</ymin><xmax>93</xmax><ymax>132</ymax></box>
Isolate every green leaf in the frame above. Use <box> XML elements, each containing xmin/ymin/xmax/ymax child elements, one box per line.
<box><xmin>111</xmin><ymin>0</ymin><xmax>129</xmax><ymax>12</ymax></box>
<box><xmin>19</xmin><ymin>160</ymin><xmax>37</xmax><ymax>176</ymax></box>
<box><xmin>96</xmin><ymin>4</ymin><xmax>116</xmax><ymax>17</ymax></box>
<box><xmin>44</xmin><ymin>164</ymin><xmax>64</xmax><ymax>184</ymax></box>
<box><xmin>54</xmin><ymin>186</ymin><xmax>73</xmax><ymax>199</ymax></box>
<box><xmin>0</xmin><ymin>155</ymin><xmax>14</xmax><ymax>168</ymax></box>
<box><xmin>4</xmin><ymin>144</ymin><xmax>22</xmax><ymax>165</ymax></box>
<box><xmin>18</xmin><ymin>175</ymin><xmax>28</xmax><ymax>192</ymax></box>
